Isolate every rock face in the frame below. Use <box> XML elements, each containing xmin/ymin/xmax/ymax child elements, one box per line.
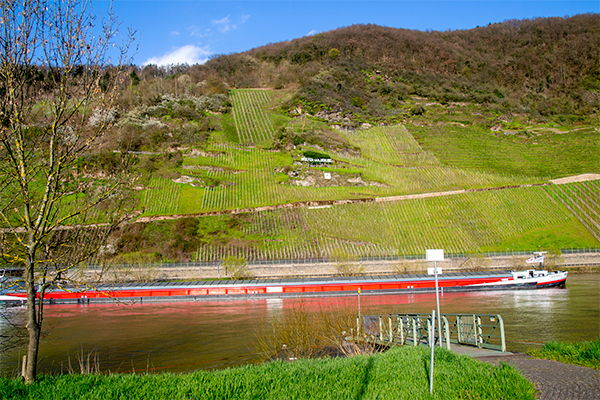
<box><xmin>172</xmin><ymin>175</ymin><xmax>195</xmax><ymax>184</ymax></box>
<box><xmin>295</xmin><ymin>104</ymin><xmax>356</xmax><ymax>128</ymax></box>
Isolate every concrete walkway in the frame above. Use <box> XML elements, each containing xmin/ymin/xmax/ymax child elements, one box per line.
<box><xmin>477</xmin><ymin>353</ymin><xmax>600</xmax><ymax>400</ymax></box>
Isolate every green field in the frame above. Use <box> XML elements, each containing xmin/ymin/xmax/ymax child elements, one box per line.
<box><xmin>130</xmin><ymin>90</ymin><xmax>600</xmax><ymax>261</ymax></box>
<box><xmin>0</xmin><ymin>347</ymin><xmax>535</xmax><ymax>400</ymax></box>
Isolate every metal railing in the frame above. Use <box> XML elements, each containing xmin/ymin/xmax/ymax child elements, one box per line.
<box><xmin>358</xmin><ymin>313</ymin><xmax>506</xmax><ymax>352</ymax></box>
<box><xmin>444</xmin><ymin>314</ymin><xmax>506</xmax><ymax>352</ymax></box>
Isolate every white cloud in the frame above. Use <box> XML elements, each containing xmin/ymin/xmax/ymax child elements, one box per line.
<box><xmin>211</xmin><ymin>14</ymin><xmax>250</xmax><ymax>33</ymax></box>
<box><xmin>307</xmin><ymin>30</ymin><xmax>318</xmax><ymax>36</ymax></box>
<box><xmin>212</xmin><ymin>15</ymin><xmax>234</xmax><ymax>32</ymax></box>
<box><xmin>143</xmin><ymin>45</ymin><xmax>211</xmax><ymax>66</ymax></box>
<box><xmin>170</xmin><ymin>31</ymin><xmax>180</xmax><ymax>36</ymax></box>
<box><xmin>187</xmin><ymin>25</ymin><xmax>207</xmax><ymax>38</ymax></box>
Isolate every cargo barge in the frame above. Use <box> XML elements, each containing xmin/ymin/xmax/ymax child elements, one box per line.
<box><xmin>2</xmin><ymin>269</ymin><xmax>568</xmax><ymax>305</ymax></box>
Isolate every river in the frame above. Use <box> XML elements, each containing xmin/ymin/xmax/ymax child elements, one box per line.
<box><xmin>0</xmin><ymin>273</ymin><xmax>598</xmax><ymax>377</ymax></box>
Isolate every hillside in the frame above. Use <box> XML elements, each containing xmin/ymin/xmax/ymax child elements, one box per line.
<box><xmin>99</xmin><ymin>84</ymin><xmax>599</xmax><ymax>264</ymax></box>
<box><xmin>199</xmin><ymin>14</ymin><xmax>600</xmax><ymax>123</ymax></box>
<box><xmin>2</xmin><ymin>15</ymin><xmax>599</xmax><ymax>267</ymax></box>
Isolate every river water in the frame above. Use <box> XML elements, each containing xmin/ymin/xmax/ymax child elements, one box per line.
<box><xmin>0</xmin><ymin>273</ymin><xmax>598</xmax><ymax>376</ymax></box>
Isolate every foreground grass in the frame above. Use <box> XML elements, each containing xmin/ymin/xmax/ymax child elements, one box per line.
<box><xmin>0</xmin><ymin>347</ymin><xmax>534</xmax><ymax>400</ymax></box>
<box><xmin>527</xmin><ymin>338</ymin><xmax>600</xmax><ymax>370</ymax></box>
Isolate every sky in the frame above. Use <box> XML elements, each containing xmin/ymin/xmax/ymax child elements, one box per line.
<box><xmin>92</xmin><ymin>1</ymin><xmax>599</xmax><ymax>66</ymax></box>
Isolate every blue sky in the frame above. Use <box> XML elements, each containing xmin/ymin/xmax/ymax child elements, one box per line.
<box><xmin>94</xmin><ymin>1</ymin><xmax>599</xmax><ymax>66</ymax></box>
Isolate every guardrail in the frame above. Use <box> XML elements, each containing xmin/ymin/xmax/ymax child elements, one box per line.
<box><xmin>358</xmin><ymin>313</ymin><xmax>506</xmax><ymax>352</ymax></box>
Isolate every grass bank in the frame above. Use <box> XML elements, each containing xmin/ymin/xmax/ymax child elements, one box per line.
<box><xmin>527</xmin><ymin>338</ymin><xmax>600</xmax><ymax>370</ymax></box>
<box><xmin>0</xmin><ymin>347</ymin><xmax>534</xmax><ymax>400</ymax></box>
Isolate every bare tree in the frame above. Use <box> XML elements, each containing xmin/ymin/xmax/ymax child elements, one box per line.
<box><xmin>0</xmin><ymin>0</ymin><xmax>135</xmax><ymax>382</ymax></box>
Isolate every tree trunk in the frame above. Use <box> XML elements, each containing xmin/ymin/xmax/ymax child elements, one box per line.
<box><xmin>24</xmin><ymin>256</ymin><xmax>41</xmax><ymax>383</ymax></box>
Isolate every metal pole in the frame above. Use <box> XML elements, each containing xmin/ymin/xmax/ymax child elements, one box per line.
<box><xmin>358</xmin><ymin>287</ymin><xmax>361</xmax><ymax>322</ymax></box>
<box><xmin>429</xmin><ymin>309</ymin><xmax>435</xmax><ymax>394</ymax></box>
<box><xmin>434</xmin><ymin>260</ymin><xmax>442</xmax><ymax>346</ymax></box>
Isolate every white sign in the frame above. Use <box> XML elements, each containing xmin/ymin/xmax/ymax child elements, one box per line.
<box><xmin>324</xmin><ymin>172</ymin><xmax>331</xmax><ymax>180</ymax></box>
<box><xmin>427</xmin><ymin>267</ymin><xmax>442</xmax><ymax>275</ymax></box>
<box><xmin>266</xmin><ymin>286</ymin><xmax>283</xmax><ymax>293</ymax></box>
<box><xmin>426</xmin><ymin>249</ymin><xmax>444</xmax><ymax>262</ymax></box>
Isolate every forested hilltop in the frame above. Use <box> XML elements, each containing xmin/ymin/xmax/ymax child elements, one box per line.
<box><xmin>194</xmin><ymin>14</ymin><xmax>599</xmax><ymax>123</ymax></box>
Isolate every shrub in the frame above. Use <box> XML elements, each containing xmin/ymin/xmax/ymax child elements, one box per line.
<box><xmin>331</xmin><ymin>248</ymin><xmax>363</xmax><ymax>276</ymax></box>
<box><xmin>412</xmin><ymin>105</ymin><xmax>426</xmax><ymax>115</ymax></box>
<box><xmin>302</xmin><ymin>150</ymin><xmax>330</xmax><ymax>160</ymax></box>
<box><xmin>350</xmin><ymin>96</ymin><xmax>364</xmax><ymax>108</ymax></box>
<box><xmin>222</xmin><ymin>256</ymin><xmax>253</xmax><ymax>279</ymax></box>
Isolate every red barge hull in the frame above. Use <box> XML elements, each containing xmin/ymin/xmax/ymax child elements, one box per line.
<box><xmin>4</xmin><ymin>270</ymin><xmax>568</xmax><ymax>304</ymax></box>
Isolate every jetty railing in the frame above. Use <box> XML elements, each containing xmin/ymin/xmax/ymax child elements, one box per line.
<box><xmin>358</xmin><ymin>313</ymin><xmax>506</xmax><ymax>352</ymax></box>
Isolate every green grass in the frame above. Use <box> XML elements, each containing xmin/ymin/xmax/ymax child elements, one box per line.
<box><xmin>0</xmin><ymin>347</ymin><xmax>535</xmax><ymax>400</ymax></box>
<box><xmin>410</xmin><ymin>124</ymin><xmax>600</xmax><ymax>178</ymax></box>
<box><xmin>527</xmin><ymin>338</ymin><xmax>600</xmax><ymax>370</ymax></box>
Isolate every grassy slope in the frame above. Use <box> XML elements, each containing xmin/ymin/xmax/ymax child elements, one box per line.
<box><xmin>0</xmin><ymin>347</ymin><xmax>535</xmax><ymax>400</ymax></box>
<box><xmin>410</xmin><ymin>124</ymin><xmax>600</xmax><ymax>179</ymax></box>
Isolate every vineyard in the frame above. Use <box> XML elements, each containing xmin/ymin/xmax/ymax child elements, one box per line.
<box><xmin>191</xmin><ymin>184</ymin><xmax>599</xmax><ymax>262</ymax></box>
<box><xmin>544</xmin><ymin>180</ymin><xmax>600</xmax><ymax>242</ymax></box>
<box><xmin>141</xmin><ymin>91</ymin><xmax>544</xmax><ymax>215</ymax></box>
<box><xmin>410</xmin><ymin>124</ymin><xmax>600</xmax><ymax>178</ymax></box>
<box><xmin>230</xmin><ymin>89</ymin><xmax>275</xmax><ymax>144</ymax></box>
<box><xmin>136</xmin><ymin>89</ymin><xmax>600</xmax><ymax>261</ymax></box>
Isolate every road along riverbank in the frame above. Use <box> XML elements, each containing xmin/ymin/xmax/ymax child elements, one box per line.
<box><xmin>78</xmin><ymin>252</ymin><xmax>599</xmax><ymax>282</ymax></box>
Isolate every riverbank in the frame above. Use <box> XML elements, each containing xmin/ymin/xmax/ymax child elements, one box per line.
<box><xmin>82</xmin><ymin>252</ymin><xmax>599</xmax><ymax>282</ymax></box>
<box><xmin>0</xmin><ymin>347</ymin><xmax>535</xmax><ymax>400</ymax></box>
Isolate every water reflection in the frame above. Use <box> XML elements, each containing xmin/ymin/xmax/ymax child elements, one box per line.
<box><xmin>0</xmin><ymin>274</ymin><xmax>597</xmax><ymax>376</ymax></box>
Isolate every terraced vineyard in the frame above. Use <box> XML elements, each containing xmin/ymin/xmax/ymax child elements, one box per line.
<box><xmin>189</xmin><ymin>185</ymin><xmax>599</xmax><ymax>261</ymax></box>
<box><xmin>340</xmin><ymin>125</ymin><xmax>439</xmax><ymax>167</ymax></box>
<box><xmin>136</xmin><ymin>89</ymin><xmax>600</xmax><ymax>261</ymax></box>
<box><xmin>544</xmin><ymin>181</ymin><xmax>600</xmax><ymax>241</ymax></box>
<box><xmin>142</xmin><ymin>177</ymin><xmax>182</xmax><ymax>215</ymax></box>
<box><xmin>231</xmin><ymin>89</ymin><xmax>275</xmax><ymax>144</ymax></box>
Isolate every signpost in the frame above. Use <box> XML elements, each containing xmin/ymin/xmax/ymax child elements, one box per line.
<box><xmin>426</xmin><ymin>249</ymin><xmax>444</xmax><ymax>394</ymax></box>
<box><xmin>426</xmin><ymin>249</ymin><xmax>444</xmax><ymax>347</ymax></box>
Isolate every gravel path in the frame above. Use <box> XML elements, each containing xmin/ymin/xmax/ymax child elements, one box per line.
<box><xmin>478</xmin><ymin>353</ymin><xmax>600</xmax><ymax>400</ymax></box>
